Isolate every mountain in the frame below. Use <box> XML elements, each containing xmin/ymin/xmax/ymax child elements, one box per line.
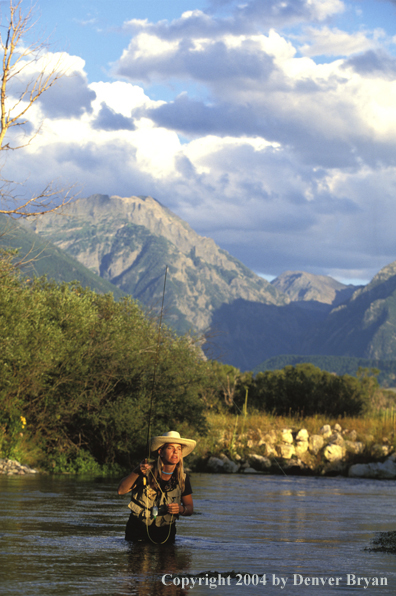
<box><xmin>207</xmin><ymin>299</ymin><xmax>327</xmax><ymax>370</ymax></box>
<box><xmin>0</xmin><ymin>214</ymin><xmax>125</xmax><ymax>299</ymax></box>
<box><xmin>25</xmin><ymin>194</ymin><xmax>289</xmax><ymax>334</ymax></box>
<box><xmin>271</xmin><ymin>271</ymin><xmax>358</xmax><ymax>309</ymax></box>
<box><xmin>207</xmin><ymin>271</ymin><xmax>359</xmax><ymax>369</ymax></box>
<box><xmin>305</xmin><ymin>261</ymin><xmax>396</xmax><ymax>359</ymax></box>
<box><xmin>14</xmin><ymin>193</ymin><xmax>396</xmax><ymax>372</ymax></box>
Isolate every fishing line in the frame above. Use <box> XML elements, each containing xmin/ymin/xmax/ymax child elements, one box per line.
<box><xmin>231</xmin><ymin>400</ymin><xmax>288</xmax><ymax>476</ymax></box>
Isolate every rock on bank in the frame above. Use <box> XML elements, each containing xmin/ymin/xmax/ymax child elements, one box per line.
<box><xmin>0</xmin><ymin>459</ymin><xmax>39</xmax><ymax>475</ymax></box>
<box><xmin>199</xmin><ymin>423</ymin><xmax>396</xmax><ymax>479</ymax></box>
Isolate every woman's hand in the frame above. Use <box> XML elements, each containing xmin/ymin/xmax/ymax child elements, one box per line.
<box><xmin>166</xmin><ymin>501</ymin><xmax>181</xmax><ymax>515</ymax></box>
<box><xmin>167</xmin><ymin>495</ymin><xmax>194</xmax><ymax>516</ymax></box>
<box><xmin>139</xmin><ymin>458</ymin><xmax>153</xmax><ymax>475</ymax></box>
<box><xmin>117</xmin><ymin>458</ymin><xmax>153</xmax><ymax>495</ymax></box>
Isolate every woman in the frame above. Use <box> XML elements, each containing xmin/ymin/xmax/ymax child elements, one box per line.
<box><xmin>118</xmin><ymin>431</ymin><xmax>196</xmax><ymax>543</ymax></box>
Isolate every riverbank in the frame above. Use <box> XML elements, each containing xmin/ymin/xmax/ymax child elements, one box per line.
<box><xmin>3</xmin><ymin>411</ymin><xmax>396</xmax><ymax>479</ymax></box>
<box><xmin>190</xmin><ymin>412</ymin><xmax>396</xmax><ymax>479</ymax></box>
<box><xmin>0</xmin><ymin>458</ymin><xmax>40</xmax><ymax>475</ymax></box>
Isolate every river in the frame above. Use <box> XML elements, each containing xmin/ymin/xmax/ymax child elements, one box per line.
<box><xmin>1</xmin><ymin>473</ymin><xmax>396</xmax><ymax>595</ymax></box>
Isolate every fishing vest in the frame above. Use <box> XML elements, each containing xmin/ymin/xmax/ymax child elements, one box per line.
<box><xmin>128</xmin><ymin>474</ymin><xmax>184</xmax><ymax>527</ymax></box>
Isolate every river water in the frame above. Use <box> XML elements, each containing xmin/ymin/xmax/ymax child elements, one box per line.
<box><xmin>1</xmin><ymin>473</ymin><xmax>396</xmax><ymax>595</ymax></box>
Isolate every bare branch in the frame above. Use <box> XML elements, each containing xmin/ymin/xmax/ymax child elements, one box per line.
<box><xmin>0</xmin><ymin>0</ymin><xmax>76</xmax><ymax>218</ymax></box>
<box><xmin>0</xmin><ymin>179</ymin><xmax>78</xmax><ymax>217</ymax></box>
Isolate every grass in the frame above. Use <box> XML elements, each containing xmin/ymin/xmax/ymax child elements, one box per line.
<box><xmin>5</xmin><ymin>408</ymin><xmax>396</xmax><ymax>474</ymax></box>
<box><xmin>188</xmin><ymin>410</ymin><xmax>396</xmax><ymax>466</ymax></box>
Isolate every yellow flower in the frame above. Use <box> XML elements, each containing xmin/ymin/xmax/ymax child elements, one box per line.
<box><xmin>20</xmin><ymin>416</ymin><xmax>26</xmax><ymax>427</ymax></box>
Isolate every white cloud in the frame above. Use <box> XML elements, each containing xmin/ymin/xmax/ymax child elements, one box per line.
<box><xmin>3</xmin><ymin>0</ymin><xmax>396</xmax><ymax>284</ymax></box>
<box><xmin>90</xmin><ymin>81</ymin><xmax>162</xmax><ymax>116</ymax></box>
<box><xmin>299</xmin><ymin>26</ymin><xmax>377</xmax><ymax>56</ymax></box>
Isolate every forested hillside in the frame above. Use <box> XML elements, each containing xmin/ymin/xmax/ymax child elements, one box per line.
<box><xmin>0</xmin><ymin>215</ymin><xmax>124</xmax><ymax>299</ymax></box>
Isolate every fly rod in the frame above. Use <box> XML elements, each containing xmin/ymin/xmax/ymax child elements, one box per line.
<box><xmin>145</xmin><ymin>265</ymin><xmax>168</xmax><ymax>462</ymax></box>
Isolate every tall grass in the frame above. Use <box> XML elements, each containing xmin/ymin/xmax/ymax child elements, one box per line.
<box><xmin>191</xmin><ymin>410</ymin><xmax>396</xmax><ymax>462</ymax></box>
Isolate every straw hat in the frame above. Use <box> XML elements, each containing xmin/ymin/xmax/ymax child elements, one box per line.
<box><xmin>150</xmin><ymin>431</ymin><xmax>196</xmax><ymax>457</ymax></box>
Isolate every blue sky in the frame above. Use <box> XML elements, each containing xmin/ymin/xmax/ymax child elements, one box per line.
<box><xmin>5</xmin><ymin>0</ymin><xmax>396</xmax><ymax>285</ymax></box>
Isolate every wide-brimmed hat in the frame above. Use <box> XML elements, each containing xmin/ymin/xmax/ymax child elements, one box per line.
<box><xmin>150</xmin><ymin>431</ymin><xmax>196</xmax><ymax>457</ymax></box>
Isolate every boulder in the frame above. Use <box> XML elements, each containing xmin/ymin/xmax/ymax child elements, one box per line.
<box><xmin>281</xmin><ymin>429</ymin><xmax>294</xmax><ymax>444</ymax></box>
<box><xmin>328</xmin><ymin>432</ymin><xmax>345</xmax><ymax>447</ymax></box>
<box><xmin>371</xmin><ymin>444</ymin><xmax>391</xmax><ymax>457</ymax></box>
<box><xmin>206</xmin><ymin>457</ymin><xmax>225</xmax><ymax>473</ymax></box>
<box><xmin>323</xmin><ymin>444</ymin><xmax>345</xmax><ymax>462</ymax></box>
<box><xmin>296</xmin><ymin>429</ymin><xmax>309</xmax><ymax>442</ymax></box>
<box><xmin>320</xmin><ymin>425</ymin><xmax>332</xmax><ymax>439</ymax></box>
<box><xmin>207</xmin><ymin>455</ymin><xmax>240</xmax><ymax>473</ymax></box>
<box><xmin>243</xmin><ymin>467</ymin><xmax>260</xmax><ymax>474</ymax></box>
<box><xmin>279</xmin><ymin>444</ymin><xmax>295</xmax><ymax>459</ymax></box>
<box><xmin>249</xmin><ymin>454</ymin><xmax>271</xmax><ymax>471</ymax></box>
<box><xmin>283</xmin><ymin>458</ymin><xmax>312</xmax><ymax>475</ymax></box>
<box><xmin>308</xmin><ymin>435</ymin><xmax>324</xmax><ymax>454</ymax></box>
<box><xmin>344</xmin><ymin>441</ymin><xmax>365</xmax><ymax>455</ymax></box>
<box><xmin>334</xmin><ymin>423</ymin><xmax>342</xmax><ymax>433</ymax></box>
<box><xmin>322</xmin><ymin>460</ymin><xmax>348</xmax><ymax>475</ymax></box>
<box><xmin>344</xmin><ymin>430</ymin><xmax>357</xmax><ymax>442</ymax></box>
<box><xmin>260</xmin><ymin>442</ymin><xmax>277</xmax><ymax>457</ymax></box>
<box><xmin>295</xmin><ymin>441</ymin><xmax>309</xmax><ymax>456</ymax></box>
<box><xmin>220</xmin><ymin>454</ymin><xmax>240</xmax><ymax>473</ymax></box>
<box><xmin>348</xmin><ymin>458</ymin><xmax>396</xmax><ymax>479</ymax></box>
<box><xmin>261</xmin><ymin>430</ymin><xmax>277</xmax><ymax>444</ymax></box>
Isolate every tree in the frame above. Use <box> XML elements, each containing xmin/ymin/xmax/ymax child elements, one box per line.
<box><xmin>0</xmin><ymin>256</ymin><xmax>208</xmax><ymax>467</ymax></box>
<box><xmin>0</xmin><ymin>0</ymin><xmax>73</xmax><ymax>217</ymax></box>
<box><xmin>252</xmin><ymin>364</ymin><xmax>370</xmax><ymax>417</ymax></box>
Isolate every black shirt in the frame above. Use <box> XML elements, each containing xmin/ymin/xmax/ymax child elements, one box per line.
<box><xmin>158</xmin><ymin>472</ymin><xmax>192</xmax><ymax>496</ymax></box>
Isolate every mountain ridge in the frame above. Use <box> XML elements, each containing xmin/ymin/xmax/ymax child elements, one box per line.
<box><xmin>12</xmin><ymin>193</ymin><xmax>396</xmax><ymax>370</ymax></box>
<box><xmin>271</xmin><ymin>270</ymin><xmax>358</xmax><ymax>307</ymax></box>
<box><xmin>0</xmin><ymin>214</ymin><xmax>125</xmax><ymax>299</ymax></box>
<box><xmin>26</xmin><ymin>194</ymin><xmax>288</xmax><ymax>333</ymax></box>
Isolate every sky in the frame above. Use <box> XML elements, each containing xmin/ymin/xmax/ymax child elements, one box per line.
<box><xmin>3</xmin><ymin>0</ymin><xmax>396</xmax><ymax>285</ymax></box>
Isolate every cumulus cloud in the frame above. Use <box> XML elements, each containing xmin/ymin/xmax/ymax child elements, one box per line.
<box><xmin>344</xmin><ymin>48</ymin><xmax>396</xmax><ymax>78</ymax></box>
<box><xmin>4</xmin><ymin>0</ymin><xmax>396</xmax><ymax>284</ymax></box>
<box><xmin>37</xmin><ymin>71</ymin><xmax>97</xmax><ymax>118</ymax></box>
<box><xmin>92</xmin><ymin>103</ymin><xmax>136</xmax><ymax>131</ymax></box>
<box><xmin>114</xmin><ymin>9</ymin><xmax>396</xmax><ymax>175</ymax></box>
<box><xmin>122</xmin><ymin>0</ymin><xmax>345</xmax><ymax>41</ymax></box>
<box><xmin>298</xmin><ymin>26</ymin><xmax>378</xmax><ymax>56</ymax></box>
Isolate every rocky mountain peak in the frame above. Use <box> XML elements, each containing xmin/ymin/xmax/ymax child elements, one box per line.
<box><xmin>271</xmin><ymin>270</ymin><xmax>356</xmax><ymax>306</ymax></box>
<box><xmin>351</xmin><ymin>260</ymin><xmax>396</xmax><ymax>302</ymax></box>
<box><xmin>26</xmin><ymin>194</ymin><xmax>288</xmax><ymax>334</ymax></box>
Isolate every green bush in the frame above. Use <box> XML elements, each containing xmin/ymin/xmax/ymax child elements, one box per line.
<box><xmin>0</xmin><ymin>250</ymin><xmax>208</xmax><ymax>469</ymax></box>
<box><xmin>250</xmin><ymin>363</ymin><xmax>371</xmax><ymax>417</ymax></box>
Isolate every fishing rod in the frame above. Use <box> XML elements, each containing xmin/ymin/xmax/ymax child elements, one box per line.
<box><xmin>145</xmin><ymin>265</ymin><xmax>168</xmax><ymax>463</ymax></box>
<box><xmin>141</xmin><ymin>265</ymin><xmax>176</xmax><ymax>544</ymax></box>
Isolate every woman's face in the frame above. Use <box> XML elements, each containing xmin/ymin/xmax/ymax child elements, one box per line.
<box><xmin>160</xmin><ymin>443</ymin><xmax>182</xmax><ymax>465</ymax></box>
